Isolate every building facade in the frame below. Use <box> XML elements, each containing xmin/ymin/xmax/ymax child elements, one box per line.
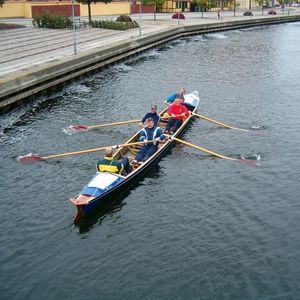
<box><xmin>0</xmin><ymin>0</ymin><xmax>253</xmax><ymax>19</ymax></box>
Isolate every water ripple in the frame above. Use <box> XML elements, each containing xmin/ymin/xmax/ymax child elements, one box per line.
<box><xmin>1</xmin><ymin>22</ymin><xmax>300</xmax><ymax>300</ymax></box>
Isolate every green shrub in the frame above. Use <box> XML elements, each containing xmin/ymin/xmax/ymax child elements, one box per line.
<box><xmin>32</xmin><ymin>12</ymin><xmax>70</xmax><ymax>29</ymax></box>
<box><xmin>90</xmin><ymin>19</ymin><xmax>139</xmax><ymax>30</ymax></box>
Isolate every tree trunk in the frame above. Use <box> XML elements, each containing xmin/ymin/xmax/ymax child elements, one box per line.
<box><xmin>88</xmin><ymin>2</ymin><xmax>92</xmax><ymax>24</ymax></box>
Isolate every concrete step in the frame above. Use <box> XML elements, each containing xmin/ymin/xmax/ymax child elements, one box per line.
<box><xmin>0</xmin><ymin>29</ymin><xmax>115</xmax><ymax>52</ymax></box>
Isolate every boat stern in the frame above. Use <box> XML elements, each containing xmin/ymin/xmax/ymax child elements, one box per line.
<box><xmin>69</xmin><ymin>172</ymin><xmax>125</xmax><ymax>223</ymax></box>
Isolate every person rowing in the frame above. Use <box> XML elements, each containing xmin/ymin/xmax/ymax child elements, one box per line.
<box><xmin>164</xmin><ymin>98</ymin><xmax>190</xmax><ymax>134</ymax></box>
<box><xmin>139</xmin><ymin>104</ymin><xmax>160</xmax><ymax>127</ymax></box>
<box><xmin>163</xmin><ymin>88</ymin><xmax>185</xmax><ymax>106</ymax></box>
<box><xmin>133</xmin><ymin>118</ymin><xmax>165</xmax><ymax>165</ymax></box>
<box><xmin>163</xmin><ymin>87</ymin><xmax>195</xmax><ymax>110</ymax></box>
<box><xmin>97</xmin><ymin>147</ymin><xmax>131</xmax><ymax>176</ymax></box>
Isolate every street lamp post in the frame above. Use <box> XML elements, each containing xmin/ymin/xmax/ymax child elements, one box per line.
<box><xmin>139</xmin><ymin>0</ymin><xmax>142</xmax><ymax>36</ymax></box>
<box><xmin>71</xmin><ymin>0</ymin><xmax>77</xmax><ymax>55</ymax></box>
<box><xmin>234</xmin><ymin>0</ymin><xmax>236</xmax><ymax>16</ymax></box>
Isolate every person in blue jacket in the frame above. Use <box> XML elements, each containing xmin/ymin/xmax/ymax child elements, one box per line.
<box><xmin>164</xmin><ymin>88</ymin><xmax>185</xmax><ymax>106</ymax></box>
<box><xmin>139</xmin><ymin>105</ymin><xmax>160</xmax><ymax>127</ymax></box>
<box><xmin>133</xmin><ymin>118</ymin><xmax>165</xmax><ymax>164</ymax></box>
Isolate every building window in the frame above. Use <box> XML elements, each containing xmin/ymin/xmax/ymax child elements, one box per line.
<box><xmin>176</xmin><ymin>1</ymin><xmax>187</xmax><ymax>9</ymax></box>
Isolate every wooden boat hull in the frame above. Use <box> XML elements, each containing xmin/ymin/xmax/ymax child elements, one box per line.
<box><xmin>70</xmin><ymin>92</ymin><xmax>200</xmax><ymax>224</ymax></box>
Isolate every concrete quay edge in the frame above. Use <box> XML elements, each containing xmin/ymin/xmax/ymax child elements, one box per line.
<box><xmin>1</xmin><ymin>14</ymin><xmax>300</xmax><ymax>113</ymax></box>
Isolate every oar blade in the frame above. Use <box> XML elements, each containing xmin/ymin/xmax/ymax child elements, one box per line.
<box><xmin>69</xmin><ymin>124</ymin><xmax>89</xmax><ymax>132</ymax></box>
<box><xmin>18</xmin><ymin>153</ymin><xmax>44</xmax><ymax>162</ymax></box>
<box><xmin>238</xmin><ymin>159</ymin><xmax>259</xmax><ymax>167</ymax></box>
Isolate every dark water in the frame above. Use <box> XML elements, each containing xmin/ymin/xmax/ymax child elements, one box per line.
<box><xmin>1</xmin><ymin>22</ymin><xmax>300</xmax><ymax>299</ymax></box>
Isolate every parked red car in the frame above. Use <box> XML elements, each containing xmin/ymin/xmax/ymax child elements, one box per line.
<box><xmin>172</xmin><ymin>13</ymin><xmax>185</xmax><ymax>19</ymax></box>
<box><xmin>268</xmin><ymin>10</ymin><xmax>277</xmax><ymax>15</ymax></box>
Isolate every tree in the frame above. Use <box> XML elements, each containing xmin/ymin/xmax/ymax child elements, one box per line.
<box><xmin>256</xmin><ymin>0</ymin><xmax>271</xmax><ymax>14</ymax></box>
<box><xmin>0</xmin><ymin>0</ymin><xmax>5</xmax><ymax>8</ymax></box>
<box><xmin>277</xmin><ymin>0</ymin><xmax>286</xmax><ymax>8</ymax></box>
<box><xmin>141</xmin><ymin>0</ymin><xmax>165</xmax><ymax>20</ymax></box>
<box><xmin>208</xmin><ymin>0</ymin><xmax>218</xmax><ymax>10</ymax></box>
<box><xmin>225</xmin><ymin>0</ymin><xmax>240</xmax><ymax>14</ymax></box>
<box><xmin>77</xmin><ymin>0</ymin><xmax>111</xmax><ymax>24</ymax></box>
<box><xmin>192</xmin><ymin>0</ymin><xmax>209</xmax><ymax>17</ymax></box>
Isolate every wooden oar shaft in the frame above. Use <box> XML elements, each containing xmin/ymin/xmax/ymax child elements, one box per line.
<box><xmin>171</xmin><ymin>137</ymin><xmax>237</xmax><ymax>161</ymax></box>
<box><xmin>160</xmin><ymin>114</ymin><xmax>188</xmax><ymax>119</ymax></box>
<box><xmin>41</xmin><ymin>141</ymin><xmax>150</xmax><ymax>160</ymax></box>
<box><xmin>87</xmin><ymin>119</ymin><xmax>141</xmax><ymax>129</ymax></box>
<box><xmin>73</xmin><ymin>115</ymin><xmax>187</xmax><ymax>131</ymax></box>
<box><xmin>193</xmin><ymin>113</ymin><xmax>248</xmax><ymax>132</ymax></box>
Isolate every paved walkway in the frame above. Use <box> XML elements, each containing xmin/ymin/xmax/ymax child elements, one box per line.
<box><xmin>0</xmin><ymin>10</ymin><xmax>299</xmax><ymax>78</ymax></box>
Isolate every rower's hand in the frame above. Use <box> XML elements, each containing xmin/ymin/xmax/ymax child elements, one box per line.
<box><xmin>143</xmin><ymin>139</ymin><xmax>148</xmax><ymax>145</ymax></box>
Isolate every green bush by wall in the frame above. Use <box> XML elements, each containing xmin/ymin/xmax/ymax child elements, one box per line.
<box><xmin>33</xmin><ymin>12</ymin><xmax>70</xmax><ymax>29</ymax></box>
<box><xmin>90</xmin><ymin>18</ymin><xmax>139</xmax><ymax>30</ymax></box>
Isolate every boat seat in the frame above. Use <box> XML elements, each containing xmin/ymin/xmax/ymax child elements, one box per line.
<box><xmin>129</xmin><ymin>158</ymin><xmax>143</xmax><ymax>171</ymax></box>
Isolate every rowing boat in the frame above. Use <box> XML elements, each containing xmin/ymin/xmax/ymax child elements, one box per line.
<box><xmin>69</xmin><ymin>91</ymin><xmax>200</xmax><ymax>224</ymax></box>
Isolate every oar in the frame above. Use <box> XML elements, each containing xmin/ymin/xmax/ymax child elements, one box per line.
<box><xmin>171</xmin><ymin>136</ymin><xmax>238</xmax><ymax>161</ymax></box>
<box><xmin>18</xmin><ymin>140</ymin><xmax>155</xmax><ymax>162</ymax></box>
<box><xmin>69</xmin><ymin>115</ymin><xmax>186</xmax><ymax>132</ymax></box>
<box><xmin>171</xmin><ymin>136</ymin><xmax>258</xmax><ymax>166</ymax></box>
<box><xmin>192</xmin><ymin>112</ymin><xmax>249</xmax><ymax>132</ymax></box>
<box><xmin>69</xmin><ymin>119</ymin><xmax>141</xmax><ymax>132</ymax></box>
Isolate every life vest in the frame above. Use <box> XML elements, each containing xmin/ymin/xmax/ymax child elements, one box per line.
<box><xmin>97</xmin><ymin>156</ymin><xmax>124</xmax><ymax>174</ymax></box>
<box><xmin>162</xmin><ymin>112</ymin><xmax>170</xmax><ymax>119</ymax></box>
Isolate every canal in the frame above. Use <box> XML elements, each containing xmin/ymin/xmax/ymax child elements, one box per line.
<box><xmin>1</xmin><ymin>22</ymin><xmax>300</xmax><ymax>299</ymax></box>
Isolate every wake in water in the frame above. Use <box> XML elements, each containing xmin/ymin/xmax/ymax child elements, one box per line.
<box><xmin>124</xmin><ymin>48</ymin><xmax>162</xmax><ymax>67</ymax></box>
<box><xmin>65</xmin><ymin>83</ymin><xmax>91</xmax><ymax>94</ymax></box>
<box><xmin>247</xmin><ymin>125</ymin><xmax>268</xmax><ymax>136</ymax></box>
<box><xmin>191</xmin><ymin>35</ymin><xmax>205</xmax><ymax>43</ymax></box>
<box><xmin>250</xmin><ymin>125</ymin><xmax>267</xmax><ymax>130</ymax></box>
<box><xmin>239</xmin><ymin>153</ymin><xmax>261</xmax><ymax>167</ymax></box>
<box><xmin>62</xmin><ymin>127</ymin><xmax>74</xmax><ymax>135</ymax></box>
<box><xmin>110</xmin><ymin>63</ymin><xmax>133</xmax><ymax>72</ymax></box>
<box><xmin>241</xmin><ymin>153</ymin><xmax>262</xmax><ymax>161</ymax></box>
<box><xmin>205</xmin><ymin>33</ymin><xmax>228</xmax><ymax>40</ymax></box>
<box><xmin>157</xmin><ymin>44</ymin><xmax>175</xmax><ymax>52</ymax></box>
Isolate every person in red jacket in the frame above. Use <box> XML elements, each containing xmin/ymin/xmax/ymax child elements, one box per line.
<box><xmin>165</xmin><ymin>98</ymin><xmax>189</xmax><ymax>134</ymax></box>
